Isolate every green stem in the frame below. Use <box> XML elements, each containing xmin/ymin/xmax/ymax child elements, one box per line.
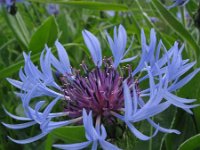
<box><xmin>148</xmin><ymin>118</ymin><xmax>153</xmax><ymax>150</ymax></box>
<box><xmin>180</xmin><ymin>7</ymin><xmax>186</xmax><ymax>27</ymax></box>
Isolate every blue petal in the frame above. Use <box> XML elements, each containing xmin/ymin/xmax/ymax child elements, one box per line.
<box><xmin>169</xmin><ymin>61</ymin><xmax>196</xmax><ymax>81</ymax></box>
<box><xmin>83</xmin><ymin>110</ymin><xmax>99</xmax><ymax>140</ymax></box>
<box><xmin>48</xmin><ymin>112</ymin><xmax>69</xmax><ymax>118</ymax></box>
<box><xmin>133</xmin><ymin>102</ymin><xmax>170</xmax><ymax>122</ymax></box>
<box><xmin>169</xmin><ymin>68</ymin><xmax>200</xmax><ymax>92</ymax></box>
<box><xmin>2</xmin><ymin>121</ymin><xmax>36</xmax><ymax>130</ymax></box>
<box><xmin>40</xmin><ymin>46</ymin><xmax>57</xmax><ymax>87</ymax></box>
<box><xmin>145</xmin><ymin>63</ymin><xmax>156</xmax><ymax>98</ymax></box>
<box><xmin>123</xmin><ymin>81</ymin><xmax>133</xmax><ymax>120</ymax></box>
<box><xmin>110</xmin><ymin>111</ymin><xmax>124</xmax><ymax>121</ymax></box>
<box><xmin>120</xmin><ymin>55</ymin><xmax>137</xmax><ymax>63</ymax></box>
<box><xmin>106</xmin><ymin>31</ymin><xmax>115</xmax><ymax>57</ymax></box>
<box><xmin>91</xmin><ymin>141</ymin><xmax>98</xmax><ymax>150</ymax></box>
<box><xmin>148</xmin><ymin>29</ymin><xmax>157</xmax><ymax>66</ymax></box>
<box><xmin>163</xmin><ymin>91</ymin><xmax>199</xmax><ymax>114</ymax></box>
<box><xmin>100</xmin><ymin>125</ymin><xmax>107</xmax><ymax>140</ymax></box>
<box><xmin>19</xmin><ymin>68</ymin><xmax>26</xmax><ymax>82</ymax></box>
<box><xmin>43</xmin><ymin>97</ymin><xmax>60</xmax><ymax>119</ymax></box>
<box><xmin>8</xmin><ymin>132</ymin><xmax>48</xmax><ymax>144</ymax></box>
<box><xmin>155</xmin><ymin>40</ymin><xmax>162</xmax><ymax>61</ymax></box>
<box><xmin>47</xmin><ymin>118</ymin><xmax>81</xmax><ymax>131</ymax></box>
<box><xmin>35</xmin><ymin>101</ymin><xmax>46</xmax><ymax>121</ymax></box>
<box><xmin>126</xmin><ymin>122</ymin><xmax>158</xmax><ymax>141</ymax></box>
<box><xmin>132</xmin><ymin>83</ymin><xmax>138</xmax><ymax>114</ymax></box>
<box><xmin>147</xmin><ymin>118</ymin><xmax>180</xmax><ymax>134</ymax></box>
<box><xmin>82</xmin><ymin>30</ymin><xmax>102</xmax><ymax>67</ymax></box>
<box><xmin>117</xmin><ymin>25</ymin><xmax>127</xmax><ymax>53</ymax></box>
<box><xmin>82</xmin><ymin>109</ymin><xmax>92</xmax><ymax>140</ymax></box>
<box><xmin>50</xmin><ymin>51</ymin><xmax>68</xmax><ymax>74</ymax></box>
<box><xmin>53</xmin><ymin>141</ymin><xmax>91</xmax><ymax>150</ymax></box>
<box><xmin>7</xmin><ymin>78</ymin><xmax>23</xmax><ymax>89</ymax></box>
<box><xmin>132</xmin><ymin>29</ymin><xmax>149</xmax><ymax>75</ymax></box>
<box><xmin>167</xmin><ymin>0</ymin><xmax>190</xmax><ymax>9</ymax></box>
<box><xmin>2</xmin><ymin>106</ymin><xmax>31</xmax><ymax>121</ymax></box>
<box><xmin>106</xmin><ymin>25</ymin><xmax>130</xmax><ymax>68</ymax></box>
<box><xmin>164</xmin><ymin>91</ymin><xmax>196</xmax><ymax>103</ymax></box>
<box><xmin>99</xmin><ymin>140</ymin><xmax>121</xmax><ymax>150</ymax></box>
<box><xmin>23</xmin><ymin>52</ymin><xmax>42</xmax><ymax>80</ymax></box>
<box><xmin>55</xmin><ymin>40</ymin><xmax>72</xmax><ymax>74</ymax></box>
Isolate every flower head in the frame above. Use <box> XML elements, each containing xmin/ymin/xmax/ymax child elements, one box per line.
<box><xmin>0</xmin><ymin>0</ymin><xmax>23</xmax><ymax>15</ymax></box>
<box><xmin>53</xmin><ymin>109</ymin><xmax>120</xmax><ymax>150</ymax></box>
<box><xmin>46</xmin><ymin>4</ymin><xmax>59</xmax><ymax>15</ymax></box>
<box><xmin>167</xmin><ymin>0</ymin><xmax>190</xmax><ymax>9</ymax></box>
<box><xmin>3</xmin><ymin>25</ymin><xmax>199</xmax><ymax>149</ymax></box>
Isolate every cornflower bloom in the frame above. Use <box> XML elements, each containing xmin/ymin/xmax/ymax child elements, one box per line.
<box><xmin>0</xmin><ymin>0</ymin><xmax>23</xmax><ymax>15</ymax></box>
<box><xmin>149</xmin><ymin>17</ymin><xmax>159</xmax><ymax>23</ymax></box>
<box><xmin>167</xmin><ymin>0</ymin><xmax>190</xmax><ymax>9</ymax></box>
<box><xmin>46</xmin><ymin>4</ymin><xmax>59</xmax><ymax>15</ymax></box>
<box><xmin>3</xmin><ymin>25</ymin><xmax>199</xmax><ymax>149</ymax></box>
<box><xmin>147</xmin><ymin>0</ymin><xmax>190</xmax><ymax>9</ymax></box>
<box><xmin>0</xmin><ymin>0</ymin><xmax>17</xmax><ymax>5</ymax></box>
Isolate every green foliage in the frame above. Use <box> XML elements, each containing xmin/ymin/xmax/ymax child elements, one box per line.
<box><xmin>29</xmin><ymin>0</ymin><xmax>128</xmax><ymax>11</ymax></box>
<box><xmin>29</xmin><ymin>16</ymin><xmax>58</xmax><ymax>53</ymax></box>
<box><xmin>2</xmin><ymin>9</ymin><xmax>30</xmax><ymax>49</ymax></box>
<box><xmin>44</xmin><ymin>126</ymin><xmax>86</xmax><ymax>150</ymax></box>
<box><xmin>51</xmin><ymin>126</ymin><xmax>86</xmax><ymax>143</ymax></box>
<box><xmin>178</xmin><ymin>133</ymin><xmax>200</xmax><ymax>150</ymax></box>
<box><xmin>0</xmin><ymin>0</ymin><xmax>200</xmax><ymax>149</ymax></box>
<box><xmin>151</xmin><ymin>0</ymin><xmax>200</xmax><ymax>59</ymax></box>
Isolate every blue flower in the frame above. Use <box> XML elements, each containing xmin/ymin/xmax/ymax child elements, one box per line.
<box><xmin>0</xmin><ymin>0</ymin><xmax>24</xmax><ymax>15</ymax></box>
<box><xmin>106</xmin><ymin>25</ymin><xmax>137</xmax><ymax>68</ymax></box>
<box><xmin>135</xmin><ymin>29</ymin><xmax>200</xmax><ymax>113</ymax></box>
<box><xmin>147</xmin><ymin>0</ymin><xmax>190</xmax><ymax>9</ymax></box>
<box><xmin>82</xmin><ymin>29</ymin><xmax>102</xmax><ymax>67</ymax></box>
<box><xmin>0</xmin><ymin>0</ymin><xmax>15</xmax><ymax>6</ymax></box>
<box><xmin>3</xmin><ymin>91</ymin><xmax>81</xmax><ymax>144</ymax></box>
<box><xmin>168</xmin><ymin>0</ymin><xmax>190</xmax><ymax>9</ymax></box>
<box><xmin>111</xmin><ymin>79</ymin><xmax>180</xmax><ymax>141</ymax></box>
<box><xmin>47</xmin><ymin>4</ymin><xmax>59</xmax><ymax>15</ymax></box>
<box><xmin>3</xmin><ymin>25</ymin><xmax>199</xmax><ymax>149</ymax></box>
<box><xmin>53</xmin><ymin>109</ymin><xmax>120</xmax><ymax>150</ymax></box>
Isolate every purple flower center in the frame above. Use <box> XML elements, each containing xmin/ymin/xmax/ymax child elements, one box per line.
<box><xmin>59</xmin><ymin>59</ymin><xmax>135</xmax><ymax>122</ymax></box>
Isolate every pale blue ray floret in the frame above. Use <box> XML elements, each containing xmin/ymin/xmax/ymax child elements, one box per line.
<box><xmin>136</xmin><ymin>29</ymin><xmax>200</xmax><ymax>113</ymax></box>
<box><xmin>112</xmin><ymin>79</ymin><xmax>180</xmax><ymax>141</ymax></box>
<box><xmin>3</xmin><ymin>25</ymin><xmax>199</xmax><ymax>149</ymax></box>
<box><xmin>47</xmin><ymin>3</ymin><xmax>59</xmax><ymax>15</ymax></box>
<box><xmin>53</xmin><ymin>109</ymin><xmax>120</xmax><ymax>150</ymax></box>
<box><xmin>3</xmin><ymin>92</ymin><xmax>81</xmax><ymax>144</ymax></box>
<box><xmin>82</xmin><ymin>29</ymin><xmax>102</xmax><ymax>67</ymax></box>
<box><xmin>106</xmin><ymin>25</ymin><xmax>137</xmax><ymax>68</ymax></box>
<box><xmin>146</xmin><ymin>0</ymin><xmax>190</xmax><ymax>9</ymax></box>
<box><xmin>168</xmin><ymin>0</ymin><xmax>190</xmax><ymax>9</ymax></box>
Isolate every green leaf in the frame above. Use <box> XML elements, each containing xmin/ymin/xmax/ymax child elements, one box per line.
<box><xmin>2</xmin><ymin>9</ymin><xmax>30</xmax><ymax>49</ymax></box>
<box><xmin>29</xmin><ymin>0</ymin><xmax>128</xmax><ymax>11</ymax></box>
<box><xmin>28</xmin><ymin>16</ymin><xmax>58</xmax><ymax>53</ymax></box>
<box><xmin>51</xmin><ymin>126</ymin><xmax>86</xmax><ymax>143</ymax></box>
<box><xmin>178</xmin><ymin>134</ymin><xmax>200</xmax><ymax>150</ymax></box>
<box><xmin>151</xmin><ymin>0</ymin><xmax>200</xmax><ymax>57</ymax></box>
<box><xmin>177</xmin><ymin>72</ymin><xmax>200</xmax><ymax>131</ymax></box>
<box><xmin>134</xmin><ymin>0</ymin><xmax>172</xmax><ymax>48</ymax></box>
<box><xmin>164</xmin><ymin>109</ymin><xmax>197</xmax><ymax>150</ymax></box>
<box><xmin>45</xmin><ymin>134</ymin><xmax>53</xmax><ymax>150</ymax></box>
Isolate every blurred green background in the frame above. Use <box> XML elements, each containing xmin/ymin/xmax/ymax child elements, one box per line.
<box><xmin>0</xmin><ymin>0</ymin><xmax>200</xmax><ymax>149</ymax></box>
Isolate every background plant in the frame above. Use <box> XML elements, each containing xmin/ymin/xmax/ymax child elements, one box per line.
<box><xmin>0</xmin><ymin>0</ymin><xmax>200</xmax><ymax>150</ymax></box>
